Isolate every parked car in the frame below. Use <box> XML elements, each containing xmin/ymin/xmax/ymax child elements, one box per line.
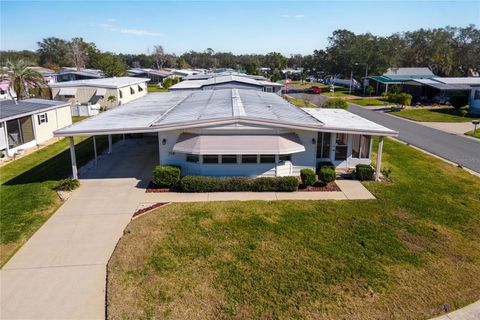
<box><xmin>306</xmin><ymin>86</ymin><xmax>322</xmax><ymax>94</ymax></box>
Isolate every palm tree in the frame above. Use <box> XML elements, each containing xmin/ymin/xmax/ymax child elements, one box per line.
<box><xmin>6</xmin><ymin>59</ymin><xmax>45</xmax><ymax>100</ymax></box>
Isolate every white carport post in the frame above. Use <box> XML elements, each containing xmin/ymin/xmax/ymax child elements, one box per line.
<box><xmin>375</xmin><ymin>136</ymin><xmax>384</xmax><ymax>181</ymax></box>
<box><xmin>93</xmin><ymin>136</ymin><xmax>98</xmax><ymax>166</ymax></box>
<box><xmin>3</xmin><ymin>121</ymin><xmax>10</xmax><ymax>158</ymax></box>
<box><xmin>69</xmin><ymin>137</ymin><xmax>78</xmax><ymax>179</ymax></box>
<box><xmin>108</xmin><ymin>134</ymin><xmax>112</xmax><ymax>154</ymax></box>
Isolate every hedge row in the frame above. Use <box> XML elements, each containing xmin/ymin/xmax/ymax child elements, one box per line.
<box><xmin>180</xmin><ymin>176</ymin><xmax>299</xmax><ymax>192</ymax></box>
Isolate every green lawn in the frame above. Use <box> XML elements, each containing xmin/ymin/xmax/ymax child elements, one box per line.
<box><xmin>465</xmin><ymin>129</ymin><xmax>480</xmax><ymax>139</ymax></box>
<box><xmin>72</xmin><ymin>116</ymin><xmax>88</xmax><ymax>123</ymax></box>
<box><xmin>0</xmin><ymin>135</ymin><xmax>113</xmax><ymax>266</ymax></box>
<box><xmin>286</xmin><ymin>81</ymin><xmax>328</xmax><ymax>90</ymax></box>
<box><xmin>391</xmin><ymin>107</ymin><xmax>480</xmax><ymax>122</ymax></box>
<box><xmin>107</xmin><ymin>138</ymin><xmax>480</xmax><ymax>320</ymax></box>
<box><xmin>284</xmin><ymin>95</ymin><xmax>316</xmax><ymax>108</ymax></box>
<box><xmin>350</xmin><ymin>98</ymin><xmax>390</xmax><ymax>106</ymax></box>
<box><xmin>147</xmin><ymin>84</ymin><xmax>169</xmax><ymax>93</ymax></box>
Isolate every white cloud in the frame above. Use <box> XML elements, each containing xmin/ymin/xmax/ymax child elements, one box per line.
<box><xmin>118</xmin><ymin>28</ymin><xmax>163</xmax><ymax>37</ymax></box>
<box><xmin>281</xmin><ymin>14</ymin><xmax>305</xmax><ymax>19</ymax></box>
<box><xmin>97</xmin><ymin>20</ymin><xmax>163</xmax><ymax>37</ymax></box>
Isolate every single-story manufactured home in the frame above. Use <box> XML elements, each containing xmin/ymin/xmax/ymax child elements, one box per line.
<box><xmin>127</xmin><ymin>68</ymin><xmax>174</xmax><ymax>84</ymax></box>
<box><xmin>55</xmin><ymin>89</ymin><xmax>397</xmax><ymax>180</ymax></box>
<box><xmin>49</xmin><ymin>77</ymin><xmax>149</xmax><ymax>108</ymax></box>
<box><xmin>369</xmin><ymin>67</ymin><xmax>436</xmax><ymax>95</ymax></box>
<box><xmin>55</xmin><ymin>69</ymin><xmax>104</xmax><ymax>82</ymax></box>
<box><xmin>169</xmin><ymin>75</ymin><xmax>284</xmax><ymax>94</ymax></box>
<box><xmin>1</xmin><ymin>99</ymin><xmax>72</xmax><ymax>157</ymax></box>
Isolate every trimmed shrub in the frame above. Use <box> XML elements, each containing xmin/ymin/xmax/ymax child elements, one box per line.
<box><xmin>54</xmin><ymin>179</ymin><xmax>80</xmax><ymax>191</ymax></box>
<box><xmin>449</xmin><ymin>96</ymin><xmax>469</xmax><ymax>109</ymax></box>
<box><xmin>319</xmin><ymin>167</ymin><xmax>336</xmax><ymax>183</ymax></box>
<box><xmin>356</xmin><ymin>164</ymin><xmax>374</xmax><ymax>181</ymax></box>
<box><xmin>385</xmin><ymin>93</ymin><xmax>412</xmax><ymax>106</ymax></box>
<box><xmin>324</xmin><ymin>98</ymin><xmax>348</xmax><ymax>110</ymax></box>
<box><xmin>180</xmin><ymin>176</ymin><xmax>218</xmax><ymax>192</ymax></box>
<box><xmin>180</xmin><ymin>176</ymin><xmax>298</xmax><ymax>192</ymax></box>
<box><xmin>152</xmin><ymin>165</ymin><xmax>181</xmax><ymax>187</ymax></box>
<box><xmin>316</xmin><ymin>161</ymin><xmax>334</xmax><ymax>175</ymax></box>
<box><xmin>300</xmin><ymin>168</ymin><xmax>316</xmax><ymax>186</ymax></box>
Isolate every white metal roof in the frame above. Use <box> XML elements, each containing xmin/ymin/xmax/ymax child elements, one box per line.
<box><xmin>407</xmin><ymin>77</ymin><xmax>479</xmax><ymax>90</ymax></box>
<box><xmin>49</xmin><ymin>77</ymin><xmax>150</xmax><ymax>89</ymax></box>
<box><xmin>169</xmin><ymin>75</ymin><xmax>282</xmax><ymax>90</ymax></box>
<box><xmin>432</xmin><ymin>77</ymin><xmax>480</xmax><ymax>85</ymax></box>
<box><xmin>384</xmin><ymin>67</ymin><xmax>435</xmax><ymax>77</ymax></box>
<box><xmin>54</xmin><ymin>89</ymin><xmax>397</xmax><ymax>137</ymax></box>
<box><xmin>302</xmin><ymin>108</ymin><xmax>397</xmax><ymax>136</ymax></box>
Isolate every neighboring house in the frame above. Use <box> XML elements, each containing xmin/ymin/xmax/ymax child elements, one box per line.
<box><xmin>469</xmin><ymin>85</ymin><xmax>480</xmax><ymax>114</ymax></box>
<box><xmin>27</xmin><ymin>66</ymin><xmax>57</xmax><ymax>84</ymax></box>
<box><xmin>55</xmin><ymin>69</ymin><xmax>103</xmax><ymax>82</ymax></box>
<box><xmin>184</xmin><ymin>72</ymin><xmax>269</xmax><ymax>81</ymax></box>
<box><xmin>127</xmin><ymin>68</ymin><xmax>174</xmax><ymax>84</ymax></box>
<box><xmin>55</xmin><ymin>89</ymin><xmax>397</xmax><ymax>180</ymax></box>
<box><xmin>167</xmin><ymin>69</ymin><xmax>202</xmax><ymax>78</ymax></box>
<box><xmin>169</xmin><ymin>75</ymin><xmax>284</xmax><ymax>94</ymax></box>
<box><xmin>405</xmin><ymin>77</ymin><xmax>480</xmax><ymax>105</ymax></box>
<box><xmin>49</xmin><ymin>77</ymin><xmax>150</xmax><ymax>108</ymax></box>
<box><xmin>369</xmin><ymin>67</ymin><xmax>436</xmax><ymax>94</ymax></box>
<box><xmin>1</xmin><ymin>99</ymin><xmax>71</xmax><ymax>157</ymax></box>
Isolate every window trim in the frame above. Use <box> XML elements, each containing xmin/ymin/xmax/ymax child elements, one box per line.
<box><xmin>37</xmin><ymin>113</ymin><xmax>48</xmax><ymax>125</ymax></box>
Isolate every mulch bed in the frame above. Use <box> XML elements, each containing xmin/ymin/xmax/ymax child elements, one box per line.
<box><xmin>132</xmin><ymin>202</ymin><xmax>169</xmax><ymax>218</ymax></box>
<box><xmin>298</xmin><ymin>181</ymin><xmax>341</xmax><ymax>192</ymax></box>
<box><xmin>145</xmin><ymin>181</ymin><xmax>173</xmax><ymax>193</ymax></box>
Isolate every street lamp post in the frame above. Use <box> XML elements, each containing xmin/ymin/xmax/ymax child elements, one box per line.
<box><xmin>355</xmin><ymin>62</ymin><xmax>369</xmax><ymax>96</ymax></box>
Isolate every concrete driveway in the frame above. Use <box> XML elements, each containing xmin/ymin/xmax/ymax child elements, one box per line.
<box><xmin>1</xmin><ymin>137</ymin><xmax>157</xmax><ymax>319</ymax></box>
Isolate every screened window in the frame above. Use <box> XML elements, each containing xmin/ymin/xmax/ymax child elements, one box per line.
<box><xmin>6</xmin><ymin>116</ymin><xmax>34</xmax><ymax>148</ymax></box>
<box><xmin>260</xmin><ymin>155</ymin><xmax>275</xmax><ymax>163</ymax></box>
<box><xmin>63</xmin><ymin>95</ymin><xmax>75</xmax><ymax>98</ymax></box>
<box><xmin>221</xmin><ymin>155</ymin><xmax>237</xmax><ymax>164</ymax></box>
<box><xmin>203</xmin><ymin>155</ymin><xmax>219</xmax><ymax>164</ymax></box>
<box><xmin>352</xmin><ymin>135</ymin><xmax>371</xmax><ymax>158</ymax></box>
<box><xmin>316</xmin><ymin>132</ymin><xmax>331</xmax><ymax>159</ymax></box>
<box><xmin>38</xmin><ymin>113</ymin><xmax>48</xmax><ymax>124</ymax></box>
<box><xmin>186</xmin><ymin>154</ymin><xmax>199</xmax><ymax>163</ymax></box>
<box><xmin>242</xmin><ymin>155</ymin><xmax>257</xmax><ymax>164</ymax></box>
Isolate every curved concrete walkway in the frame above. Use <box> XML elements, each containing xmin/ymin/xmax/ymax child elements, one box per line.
<box><xmin>431</xmin><ymin>300</ymin><xmax>480</xmax><ymax>320</ymax></box>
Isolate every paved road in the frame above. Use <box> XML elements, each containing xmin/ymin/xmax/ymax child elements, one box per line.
<box><xmin>290</xmin><ymin>93</ymin><xmax>480</xmax><ymax>174</ymax></box>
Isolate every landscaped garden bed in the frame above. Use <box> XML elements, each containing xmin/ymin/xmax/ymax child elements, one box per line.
<box><xmin>298</xmin><ymin>180</ymin><xmax>341</xmax><ymax>191</ymax></box>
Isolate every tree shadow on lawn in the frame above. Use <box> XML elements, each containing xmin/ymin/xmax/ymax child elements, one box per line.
<box><xmin>3</xmin><ymin>136</ymin><xmax>110</xmax><ymax>185</ymax></box>
<box><xmin>429</xmin><ymin>107</ymin><xmax>479</xmax><ymax>119</ymax></box>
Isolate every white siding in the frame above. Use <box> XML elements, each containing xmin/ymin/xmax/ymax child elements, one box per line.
<box><xmin>34</xmin><ymin>106</ymin><xmax>72</xmax><ymax>144</ymax></box>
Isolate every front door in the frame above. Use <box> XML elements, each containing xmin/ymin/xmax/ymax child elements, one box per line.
<box><xmin>334</xmin><ymin>133</ymin><xmax>348</xmax><ymax>167</ymax></box>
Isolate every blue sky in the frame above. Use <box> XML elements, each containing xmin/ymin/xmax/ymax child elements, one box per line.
<box><xmin>1</xmin><ymin>1</ymin><xmax>479</xmax><ymax>55</ymax></box>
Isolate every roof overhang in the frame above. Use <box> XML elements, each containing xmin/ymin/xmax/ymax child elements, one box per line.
<box><xmin>172</xmin><ymin>133</ymin><xmax>306</xmax><ymax>155</ymax></box>
<box><xmin>59</xmin><ymin>88</ymin><xmax>77</xmax><ymax>95</ymax></box>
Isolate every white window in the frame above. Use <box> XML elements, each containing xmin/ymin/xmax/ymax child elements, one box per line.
<box><xmin>352</xmin><ymin>135</ymin><xmax>371</xmax><ymax>158</ymax></box>
<box><xmin>138</xmin><ymin>85</ymin><xmax>144</xmax><ymax>92</ymax></box>
<box><xmin>130</xmin><ymin>87</ymin><xmax>135</xmax><ymax>95</ymax></box>
<box><xmin>37</xmin><ymin>113</ymin><xmax>48</xmax><ymax>124</ymax></box>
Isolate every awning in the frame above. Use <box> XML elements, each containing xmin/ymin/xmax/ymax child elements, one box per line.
<box><xmin>58</xmin><ymin>88</ymin><xmax>77</xmax><ymax>96</ymax></box>
<box><xmin>172</xmin><ymin>133</ymin><xmax>306</xmax><ymax>155</ymax></box>
<box><xmin>95</xmin><ymin>88</ymin><xmax>107</xmax><ymax>96</ymax></box>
